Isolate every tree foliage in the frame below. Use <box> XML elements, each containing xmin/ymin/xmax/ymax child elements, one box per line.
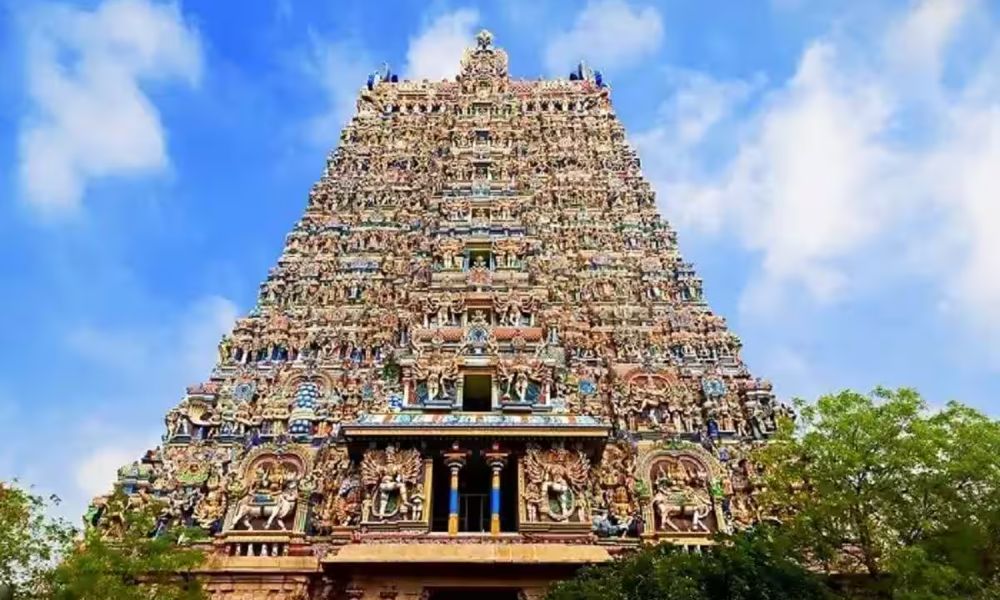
<box><xmin>546</xmin><ymin>527</ymin><xmax>832</xmax><ymax>600</ymax></box>
<box><xmin>0</xmin><ymin>481</ymin><xmax>75</xmax><ymax>597</ymax></box>
<box><xmin>47</xmin><ymin>492</ymin><xmax>206</xmax><ymax>600</ymax></box>
<box><xmin>0</xmin><ymin>482</ymin><xmax>207</xmax><ymax>600</ymax></box>
<box><xmin>756</xmin><ymin>388</ymin><xmax>1000</xmax><ymax>599</ymax></box>
<box><xmin>551</xmin><ymin>388</ymin><xmax>999</xmax><ymax>600</ymax></box>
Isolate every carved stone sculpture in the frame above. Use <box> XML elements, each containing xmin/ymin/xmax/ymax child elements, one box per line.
<box><xmin>523</xmin><ymin>444</ymin><xmax>591</xmax><ymax>523</ymax></box>
<box><xmin>360</xmin><ymin>445</ymin><xmax>424</xmax><ymax>522</ymax></box>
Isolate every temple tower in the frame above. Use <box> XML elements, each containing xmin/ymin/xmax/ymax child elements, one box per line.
<box><xmin>92</xmin><ymin>32</ymin><xmax>785</xmax><ymax>600</ymax></box>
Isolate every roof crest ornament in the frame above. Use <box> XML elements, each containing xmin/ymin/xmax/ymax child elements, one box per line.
<box><xmin>476</xmin><ymin>29</ymin><xmax>493</xmax><ymax>51</ymax></box>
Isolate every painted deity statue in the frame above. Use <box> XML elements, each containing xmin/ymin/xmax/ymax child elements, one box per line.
<box><xmin>360</xmin><ymin>445</ymin><xmax>424</xmax><ymax>521</ymax></box>
<box><xmin>523</xmin><ymin>444</ymin><xmax>590</xmax><ymax>523</ymax></box>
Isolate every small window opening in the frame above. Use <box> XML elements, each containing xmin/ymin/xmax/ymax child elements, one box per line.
<box><xmin>462</xmin><ymin>374</ymin><xmax>493</xmax><ymax>412</ymax></box>
<box><xmin>467</xmin><ymin>249</ymin><xmax>493</xmax><ymax>270</ymax></box>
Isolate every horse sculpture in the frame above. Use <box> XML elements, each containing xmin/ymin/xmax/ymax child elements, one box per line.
<box><xmin>231</xmin><ymin>486</ymin><xmax>298</xmax><ymax>531</ymax></box>
<box><xmin>651</xmin><ymin>486</ymin><xmax>712</xmax><ymax>533</ymax></box>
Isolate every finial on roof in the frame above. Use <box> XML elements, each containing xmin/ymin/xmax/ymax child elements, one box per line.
<box><xmin>476</xmin><ymin>29</ymin><xmax>493</xmax><ymax>50</ymax></box>
<box><xmin>569</xmin><ymin>60</ymin><xmax>606</xmax><ymax>87</ymax></box>
<box><xmin>366</xmin><ymin>62</ymin><xmax>397</xmax><ymax>90</ymax></box>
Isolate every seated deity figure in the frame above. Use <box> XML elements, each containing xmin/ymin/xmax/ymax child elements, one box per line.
<box><xmin>230</xmin><ymin>462</ymin><xmax>301</xmax><ymax>531</ymax></box>
<box><xmin>650</xmin><ymin>462</ymin><xmax>713</xmax><ymax>533</ymax></box>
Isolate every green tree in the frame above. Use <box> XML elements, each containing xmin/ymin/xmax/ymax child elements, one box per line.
<box><xmin>0</xmin><ymin>481</ymin><xmax>76</xmax><ymax>597</ymax></box>
<box><xmin>546</xmin><ymin>527</ymin><xmax>831</xmax><ymax>600</ymax></box>
<box><xmin>0</xmin><ymin>480</ymin><xmax>208</xmax><ymax>600</ymax></box>
<box><xmin>44</xmin><ymin>490</ymin><xmax>207</xmax><ymax>600</ymax></box>
<box><xmin>756</xmin><ymin>388</ymin><xmax>1000</xmax><ymax>599</ymax></box>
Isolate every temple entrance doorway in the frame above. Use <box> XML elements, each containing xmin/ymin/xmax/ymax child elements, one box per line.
<box><xmin>426</xmin><ymin>589</ymin><xmax>520</xmax><ymax>600</ymax></box>
<box><xmin>459</xmin><ymin>457</ymin><xmax>490</xmax><ymax>533</ymax></box>
<box><xmin>430</xmin><ymin>453</ymin><xmax>518</xmax><ymax>533</ymax></box>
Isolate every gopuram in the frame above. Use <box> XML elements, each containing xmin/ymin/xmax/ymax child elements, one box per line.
<box><xmin>89</xmin><ymin>31</ymin><xmax>788</xmax><ymax>600</ymax></box>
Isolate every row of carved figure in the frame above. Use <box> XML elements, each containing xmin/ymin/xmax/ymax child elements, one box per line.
<box><xmin>221</xmin><ymin>299</ymin><xmax>731</xmax><ymax>357</ymax></box>
<box><xmin>162</xmin><ymin>357</ymin><xmax>781</xmax><ymax>448</ymax></box>
<box><xmin>219</xmin><ymin>303</ymin><xmax>731</xmax><ymax>345</ymax></box>
<box><xmin>92</xmin><ymin>439</ymin><xmax>766</xmax><ymax>542</ymax></box>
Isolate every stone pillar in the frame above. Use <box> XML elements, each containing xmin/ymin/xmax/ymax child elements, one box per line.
<box><xmin>483</xmin><ymin>445</ymin><xmax>509</xmax><ymax>537</ymax></box>
<box><xmin>448</xmin><ymin>463</ymin><xmax>460</xmax><ymax>535</ymax></box>
<box><xmin>490</xmin><ymin>463</ymin><xmax>501</xmax><ymax>535</ymax></box>
<box><xmin>442</xmin><ymin>443</ymin><xmax>470</xmax><ymax>536</ymax></box>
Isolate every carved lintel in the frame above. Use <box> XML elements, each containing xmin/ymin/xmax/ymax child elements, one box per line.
<box><xmin>345</xmin><ymin>583</ymin><xmax>366</xmax><ymax>600</ymax></box>
<box><xmin>380</xmin><ymin>586</ymin><xmax>398</xmax><ymax>600</ymax></box>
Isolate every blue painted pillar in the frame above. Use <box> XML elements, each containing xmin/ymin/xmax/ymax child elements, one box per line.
<box><xmin>448</xmin><ymin>464</ymin><xmax>460</xmax><ymax>535</ymax></box>
<box><xmin>490</xmin><ymin>465</ymin><xmax>501</xmax><ymax>536</ymax></box>
<box><xmin>484</xmin><ymin>449</ymin><xmax>509</xmax><ymax>537</ymax></box>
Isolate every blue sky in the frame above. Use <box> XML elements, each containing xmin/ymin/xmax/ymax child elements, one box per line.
<box><xmin>1</xmin><ymin>0</ymin><xmax>998</xmax><ymax>520</ymax></box>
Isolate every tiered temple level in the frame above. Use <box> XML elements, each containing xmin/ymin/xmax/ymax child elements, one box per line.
<box><xmin>91</xmin><ymin>31</ymin><xmax>789</xmax><ymax>600</ymax></box>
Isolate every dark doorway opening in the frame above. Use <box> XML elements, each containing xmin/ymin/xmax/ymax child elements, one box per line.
<box><xmin>428</xmin><ymin>590</ymin><xmax>520</xmax><ymax>600</ymax></box>
<box><xmin>462</xmin><ymin>374</ymin><xmax>492</xmax><ymax>412</ymax></box>
<box><xmin>431</xmin><ymin>455</ymin><xmax>451</xmax><ymax>532</ymax></box>
<box><xmin>459</xmin><ymin>458</ymin><xmax>491</xmax><ymax>533</ymax></box>
<box><xmin>500</xmin><ymin>455</ymin><xmax>518</xmax><ymax>532</ymax></box>
<box><xmin>430</xmin><ymin>454</ymin><xmax>518</xmax><ymax>533</ymax></box>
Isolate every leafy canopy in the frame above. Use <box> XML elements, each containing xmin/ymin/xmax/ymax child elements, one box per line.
<box><xmin>756</xmin><ymin>388</ymin><xmax>1000</xmax><ymax>598</ymax></box>
<box><xmin>0</xmin><ymin>481</ymin><xmax>75</xmax><ymax>598</ymax></box>
<box><xmin>0</xmin><ymin>482</ymin><xmax>207</xmax><ymax>600</ymax></box>
<box><xmin>546</xmin><ymin>527</ymin><xmax>831</xmax><ymax>600</ymax></box>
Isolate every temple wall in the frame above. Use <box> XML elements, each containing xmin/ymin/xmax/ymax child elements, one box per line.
<box><xmin>201</xmin><ymin>572</ymin><xmax>550</xmax><ymax>600</ymax></box>
<box><xmin>204</xmin><ymin>575</ymin><xmax>312</xmax><ymax>600</ymax></box>
<box><xmin>340</xmin><ymin>574</ymin><xmax>548</xmax><ymax>600</ymax></box>
<box><xmin>201</xmin><ymin>556</ymin><xmax>318</xmax><ymax>600</ymax></box>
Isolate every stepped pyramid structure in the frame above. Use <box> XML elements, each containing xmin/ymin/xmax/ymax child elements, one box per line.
<box><xmin>91</xmin><ymin>31</ymin><xmax>787</xmax><ymax>600</ymax></box>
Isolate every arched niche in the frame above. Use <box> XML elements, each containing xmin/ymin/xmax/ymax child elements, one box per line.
<box><xmin>636</xmin><ymin>446</ymin><xmax>726</xmax><ymax>538</ymax></box>
<box><xmin>223</xmin><ymin>446</ymin><xmax>313</xmax><ymax>533</ymax></box>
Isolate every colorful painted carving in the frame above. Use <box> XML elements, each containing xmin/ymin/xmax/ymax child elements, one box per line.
<box><xmin>360</xmin><ymin>445</ymin><xmax>425</xmax><ymax>522</ymax></box>
<box><xmin>85</xmin><ymin>31</ymin><xmax>791</xmax><ymax>599</ymax></box>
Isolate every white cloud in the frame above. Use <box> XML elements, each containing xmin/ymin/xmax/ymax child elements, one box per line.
<box><xmin>178</xmin><ymin>295</ymin><xmax>240</xmax><ymax>374</ymax></box>
<box><xmin>633</xmin><ymin>69</ymin><xmax>760</xmax><ymax>231</ymax></box>
<box><xmin>303</xmin><ymin>35</ymin><xmax>372</xmax><ymax>147</ymax></box>
<box><xmin>72</xmin><ymin>418</ymin><xmax>163</xmax><ymax>500</ymax></box>
<box><xmin>66</xmin><ymin>294</ymin><xmax>237</xmax><ymax>381</ymax></box>
<box><xmin>664</xmin><ymin>72</ymin><xmax>759</xmax><ymax>147</ymax></box>
<box><xmin>304</xmin><ymin>8</ymin><xmax>478</xmax><ymax>145</ymax></box>
<box><xmin>544</xmin><ymin>0</ymin><xmax>663</xmax><ymax>76</ymax></box>
<box><xmin>884</xmin><ymin>0</ymin><xmax>971</xmax><ymax>76</ymax></box>
<box><xmin>637</xmin><ymin>1</ymin><xmax>1000</xmax><ymax>349</ymax></box>
<box><xmin>716</xmin><ymin>42</ymin><xmax>896</xmax><ymax>306</ymax></box>
<box><xmin>756</xmin><ymin>345</ymin><xmax>826</xmax><ymax>401</ymax></box>
<box><xmin>75</xmin><ymin>445</ymin><xmax>139</xmax><ymax>498</ymax></box>
<box><xmin>925</xmin><ymin>99</ymin><xmax>1000</xmax><ymax>338</ymax></box>
<box><xmin>0</xmin><ymin>294</ymin><xmax>237</xmax><ymax>518</ymax></box>
<box><xmin>62</xmin><ymin>294</ymin><xmax>237</xmax><ymax>504</ymax></box>
<box><xmin>18</xmin><ymin>0</ymin><xmax>202</xmax><ymax>216</ymax></box>
<box><xmin>405</xmin><ymin>9</ymin><xmax>479</xmax><ymax>81</ymax></box>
